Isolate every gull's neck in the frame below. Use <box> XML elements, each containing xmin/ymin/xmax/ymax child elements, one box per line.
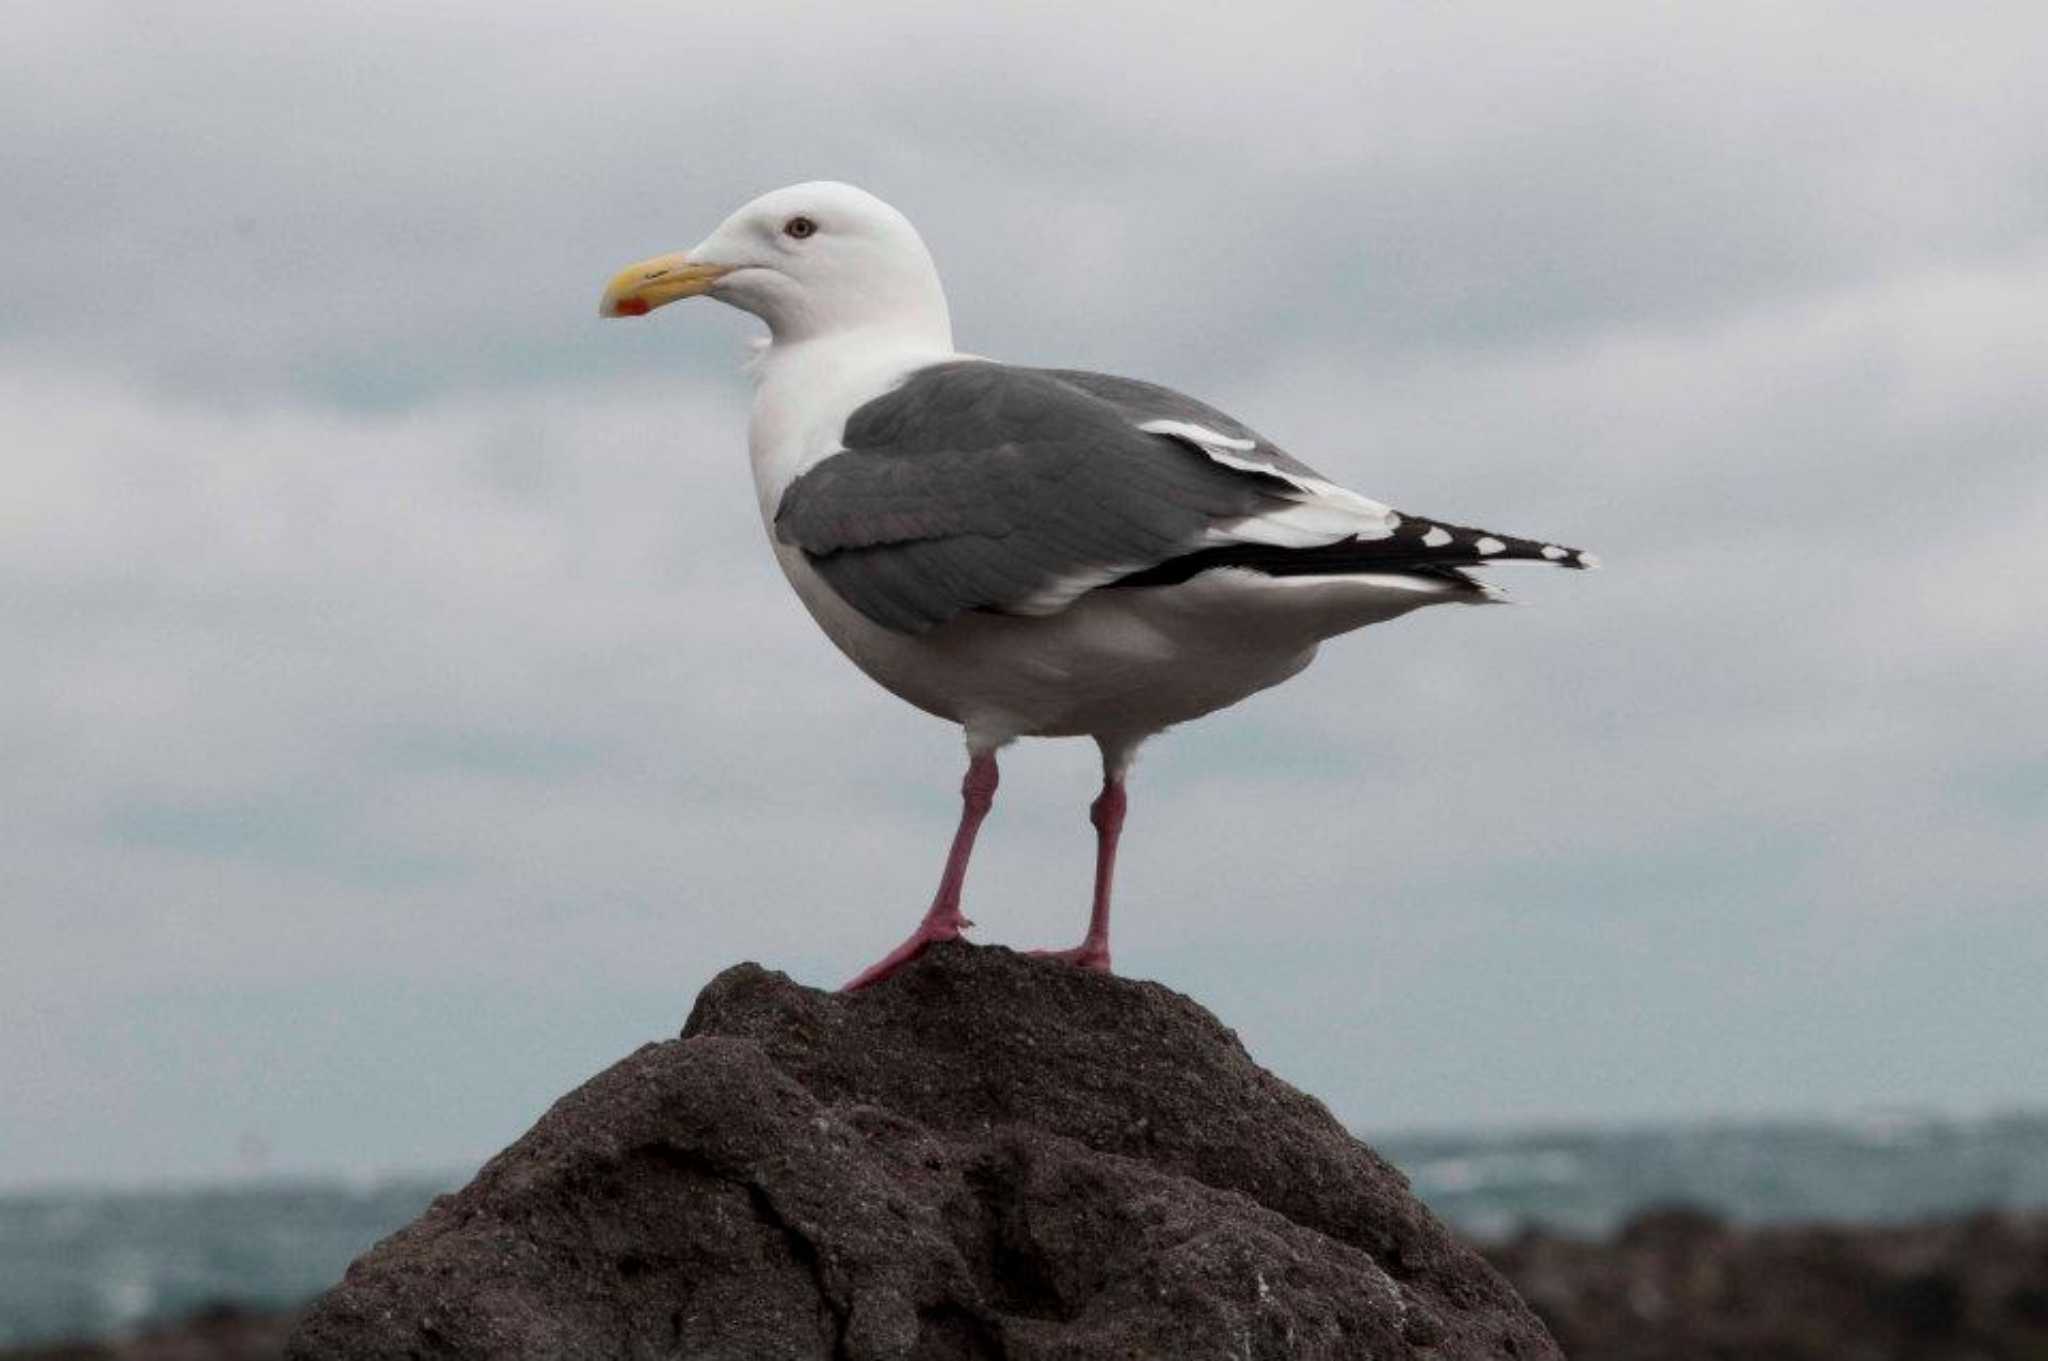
<box><xmin>747</xmin><ymin>320</ymin><xmax>964</xmax><ymax>517</ymax></box>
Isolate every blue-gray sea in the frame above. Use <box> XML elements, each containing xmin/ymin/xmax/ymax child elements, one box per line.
<box><xmin>5</xmin><ymin>1111</ymin><xmax>2045</xmax><ymax>1347</ymax></box>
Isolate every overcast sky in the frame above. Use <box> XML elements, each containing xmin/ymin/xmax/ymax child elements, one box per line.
<box><xmin>5</xmin><ymin>1</ymin><xmax>2044</xmax><ymax>1190</ymax></box>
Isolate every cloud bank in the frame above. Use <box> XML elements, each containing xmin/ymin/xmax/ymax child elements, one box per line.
<box><xmin>4</xmin><ymin>0</ymin><xmax>2044</xmax><ymax>1187</ymax></box>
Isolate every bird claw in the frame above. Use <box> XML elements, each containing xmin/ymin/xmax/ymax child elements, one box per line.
<box><xmin>841</xmin><ymin>912</ymin><xmax>971</xmax><ymax>991</ymax></box>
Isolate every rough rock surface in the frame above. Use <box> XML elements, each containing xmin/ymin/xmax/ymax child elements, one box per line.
<box><xmin>288</xmin><ymin>943</ymin><xmax>1558</xmax><ymax>1359</ymax></box>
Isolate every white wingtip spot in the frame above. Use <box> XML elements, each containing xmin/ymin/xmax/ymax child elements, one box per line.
<box><xmin>1578</xmin><ymin>551</ymin><xmax>1603</xmax><ymax>569</ymax></box>
<box><xmin>1541</xmin><ymin>544</ymin><xmax>1568</xmax><ymax>560</ymax></box>
<box><xmin>1421</xmin><ymin>526</ymin><xmax>1453</xmax><ymax>548</ymax></box>
<box><xmin>1475</xmin><ymin>536</ymin><xmax>1506</xmax><ymax>555</ymax></box>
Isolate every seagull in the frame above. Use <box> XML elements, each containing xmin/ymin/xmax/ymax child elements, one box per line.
<box><xmin>600</xmin><ymin>182</ymin><xmax>1594</xmax><ymax>991</ymax></box>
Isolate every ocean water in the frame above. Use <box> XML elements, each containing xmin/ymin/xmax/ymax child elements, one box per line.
<box><xmin>4</xmin><ymin>1111</ymin><xmax>2045</xmax><ymax>1347</ymax></box>
<box><xmin>1381</xmin><ymin>1109</ymin><xmax>2048</xmax><ymax>1241</ymax></box>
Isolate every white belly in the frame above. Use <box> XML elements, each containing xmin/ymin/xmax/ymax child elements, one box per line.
<box><xmin>772</xmin><ymin>544</ymin><xmax>1461</xmax><ymax>746</ymax></box>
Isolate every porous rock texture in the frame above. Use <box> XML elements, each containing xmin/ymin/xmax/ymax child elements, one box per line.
<box><xmin>288</xmin><ymin>943</ymin><xmax>1559</xmax><ymax>1360</ymax></box>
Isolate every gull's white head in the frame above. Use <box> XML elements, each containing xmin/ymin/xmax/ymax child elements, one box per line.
<box><xmin>600</xmin><ymin>181</ymin><xmax>951</xmax><ymax>348</ymax></box>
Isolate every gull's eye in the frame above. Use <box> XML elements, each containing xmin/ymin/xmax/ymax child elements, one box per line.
<box><xmin>783</xmin><ymin>215</ymin><xmax>818</xmax><ymax>240</ymax></box>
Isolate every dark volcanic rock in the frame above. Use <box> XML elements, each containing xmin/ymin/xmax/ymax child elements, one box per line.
<box><xmin>288</xmin><ymin>943</ymin><xmax>1556</xmax><ymax>1359</ymax></box>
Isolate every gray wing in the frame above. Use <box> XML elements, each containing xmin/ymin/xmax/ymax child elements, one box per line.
<box><xmin>773</xmin><ymin>361</ymin><xmax>1323</xmax><ymax>634</ymax></box>
<box><xmin>1038</xmin><ymin>368</ymin><xmax>1341</xmax><ymax>487</ymax></box>
<box><xmin>774</xmin><ymin>360</ymin><xmax>1591</xmax><ymax>636</ymax></box>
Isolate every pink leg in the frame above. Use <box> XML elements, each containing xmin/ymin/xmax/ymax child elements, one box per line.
<box><xmin>1028</xmin><ymin>774</ymin><xmax>1125</xmax><ymax>973</ymax></box>
<box><xmin>842</xmin><ymin>751</ymin><xmax>998</xmax><ymax>991</ymax></box>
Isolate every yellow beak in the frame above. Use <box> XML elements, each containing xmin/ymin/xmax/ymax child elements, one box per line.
<box><xmin>598</xmin><ymin>253</ymin><xmax>734</xmax><ymax>318</ymax></box>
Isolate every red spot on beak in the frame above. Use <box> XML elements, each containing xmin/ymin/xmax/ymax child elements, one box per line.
<box><xmin>612</xmin><ymin>297</ymin><xmax>651</xmax><ymax>317</ymax></box>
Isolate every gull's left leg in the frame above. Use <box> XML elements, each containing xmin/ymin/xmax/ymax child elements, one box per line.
<box><xmin>842</xmin><ymin>743</ymin><xmax>1000</xmax><ymax>991</ymax></box>
<box><xmin>1029</xmin><ymin>735</ymin><xmax>1140</xmax><ymax>972</ymax></box>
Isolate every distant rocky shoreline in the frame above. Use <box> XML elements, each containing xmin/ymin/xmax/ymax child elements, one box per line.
<box><xmin>12</xmin><ymin>1207</ymin><xmax>2047</xmax><ymax>1360</ymax></box>
<box><xmin>1490</xmin><ymin>1206</ymin><xmax>2048</xmax><ymax>1359</ymax></box>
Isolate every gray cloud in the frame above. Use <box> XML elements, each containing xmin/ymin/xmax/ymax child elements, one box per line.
<box><xmin>4</xmin><ymin>0</ymin><xmax>2044</xmax><ymax>1186</ymax></box>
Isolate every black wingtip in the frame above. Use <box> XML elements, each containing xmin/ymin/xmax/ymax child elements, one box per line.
<box><xmin>1387</xmin><ymin>513</ymin><xmax>1597</xmax><ymax>571</ymax></box>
